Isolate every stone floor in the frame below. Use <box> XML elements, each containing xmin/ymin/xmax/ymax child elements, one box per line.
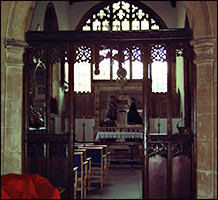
<box><xmin>86</xmin><ymin>164</ymin><xmax>142</xmax><ymax>199</ymax></box>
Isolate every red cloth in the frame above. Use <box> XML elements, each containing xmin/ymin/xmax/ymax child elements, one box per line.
<box><xmin>1</xmin><ymin>173</ymin><xmax>61</xmax><ymax>199</ymax></box>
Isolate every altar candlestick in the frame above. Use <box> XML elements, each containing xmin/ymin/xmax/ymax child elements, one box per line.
<box><xmin>158</xmin><ymin>116</ymin><xmax>160</xmax><ymax>133</ymax></box>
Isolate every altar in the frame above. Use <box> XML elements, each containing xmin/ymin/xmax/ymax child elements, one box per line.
<box><xmin>92</xmin><ymin>82</ymin><xmax>144</xmax><ymax>166</ymax></box>
<box><xmin>93</xmin><ymin>125</ymin><xmax>143</xmax><ymax>141</ymax></box>
<box><xmin>94</xmin><ymin>126</ymin><xmax>144</xmax><ymax>166</ymax></box>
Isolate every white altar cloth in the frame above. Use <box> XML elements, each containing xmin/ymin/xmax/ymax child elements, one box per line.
<box><xmin>95</xmin><ymin>131</ymin><xmax>143</xmax><ymax>141</ymax></box>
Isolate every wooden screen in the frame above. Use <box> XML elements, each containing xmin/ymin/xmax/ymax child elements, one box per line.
<box><xmin>24</xmin><ymin>29</ymin><xmax>194</xmax><ymax>199</ymax></box>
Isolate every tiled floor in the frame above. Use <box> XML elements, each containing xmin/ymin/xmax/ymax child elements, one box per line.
<box><xmin>86</xmin><ymin>164</ymin><xmax>142</xmax><ymax>199</ymax></box>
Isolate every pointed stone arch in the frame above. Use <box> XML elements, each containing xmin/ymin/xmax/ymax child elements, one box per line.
<box><xmin>5</xmin><ymin>1</ymin><xmax>36</xmax><ymax>41</ymax></box>
<box><xmin>184</xmin><ymin>1</ymin><xmax>215</xmax><ymax>39</ymax></box>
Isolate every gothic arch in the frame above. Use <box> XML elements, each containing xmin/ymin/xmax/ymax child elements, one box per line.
<box><xmin>184</xmin><ymin>1</ymin><xmax>215</xmax><ymax>39</ymax></box>
<box><xmin>5</xmin><ymin>1</ymin><xmax>36</xmax><ymax>41</ymax></box>
<box><xmin>75</xmin><ymin>0</ymin><xmax>167</xmax><ymax>30</ymax></box>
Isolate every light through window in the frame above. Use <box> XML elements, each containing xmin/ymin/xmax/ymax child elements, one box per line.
<box><xmin>93</xmin><ymin>59</ymin><xmax>110</xmax><ymax>80</ymax></box>
<box><xmin>74</xmin><ymin>62</ymin><xmax>91</xmax><ymax>92</ymax></box>
<box><xmin>151</xmin><ymin>61</ymin><xmax>168</xmax><ymax>92</ymax></box>
<box><xmin>132</xmin><ymin>61</ymin><xmax>143</xmax><ymax>79</ymax></box>
<box><xmin>151</xmin><ymin>44</ymin><xmax>168</xmax><ymax>92</ymax></box>
<box><xmin>74</xmin><ymin>1</ymin><xmax>167</xmax><ymax>92</ymax></box>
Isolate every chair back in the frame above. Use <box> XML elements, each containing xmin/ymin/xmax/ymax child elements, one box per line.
<box><xmin>74</xmin><ymin>149</ymin><xmax>87</xmax><ymax>160</ymax></box>
<box><xmin>85</xmin><ymin>144</ymin><xmax>108</xmax><ymax>155</ymax></box>
<box><xmin>73</xmin><ymin>152</ymin><xmax>84</xmax><ymax>174</ymax></box>
<box><xmin>78</xmin><ymin>146</ymin><xmax>103</xmax><ymax>164</ymax></box>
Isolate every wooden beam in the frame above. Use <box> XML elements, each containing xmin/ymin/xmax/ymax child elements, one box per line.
<box><xmin>69</xmin><ymin>0</ymin><xmax>88</xmax><ymax>5</ymax></box>
<box><xmin>26</xmin><ymin>29</ymin><xmax>193</xmax><ymax>43</ymax></box>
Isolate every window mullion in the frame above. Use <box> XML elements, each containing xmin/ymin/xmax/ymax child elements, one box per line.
<box><xmin>109</xmin><ymin>4</ymin><xmax>113</xmax><ymax>31</ymax></box>
<box><xmin>91</xmin><ymin>16</ymin><xmax>93</xmax><ymax>31</ymax></box>
<box><xmin>130</xmin><ymin>3</ymin><xmax>132</xmax><ymax>30</ymax></box>
<box><xmin>130</xmin><ymin>47</ymin><xmax>133</xmax><ymax>79</ymax></box>
<box><xmin>148</xmin><ymin>16</ymin><xmax>151</xmax><ymax>29</ymax></box>
<box><xmin>110</xmin><ymin>48</ymin><xmax>113</xmax><ymax>79</ymax></box>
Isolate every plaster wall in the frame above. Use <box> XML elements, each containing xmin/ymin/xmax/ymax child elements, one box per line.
<box><xmin>141</xmin><ymin>1</ymin><xmax>177</xmax><ymax>28</ymax></box>
<box><xmin>176</xmin><ymin>1</ymin><xmax>186</xmax><ymax>28</ymax></box>
<box><xmin>30</xmin><ymin>1</ymin><xmax>71</xmax><ymax>31</ymax></box>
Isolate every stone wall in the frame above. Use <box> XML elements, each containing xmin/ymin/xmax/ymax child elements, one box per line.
<box><xmin>185</xmin><ymin>1</ymin><xmax>217</xmax><ymax>199</ymax></box>
<box><xmin>1</xmin><ymin>1</ymin><xmax>35</xmax><ymax>174</ymax></box>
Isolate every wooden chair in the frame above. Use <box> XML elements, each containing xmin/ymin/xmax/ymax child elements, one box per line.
<box><xmin>73</xmin><ymin>166</ymin><xmax>78</xmax><ymax>199</ymax></box>
<box><xmin>73</xmin><ymin>151</ymin><xmax>88</xmax><ymax>199</ymax></box>
<box><xmin>74</xmin><ymin>148</ymin><xmax>92</xmax><ymax>192</ymax></box>
<box><xmin>78</xmin><ymin>146</ymin><xmax>106</xmax><ymax>188</ymax></box>
<box><xmin>83</xmin><ymin>144</ymin><xmax>110</xmax><ymax>184</ymax></box>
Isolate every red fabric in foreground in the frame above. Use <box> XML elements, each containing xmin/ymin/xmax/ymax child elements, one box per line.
<box><xmin>1</xmin><ymin>173</ymin><xmax>61</xmax><ymax>199</ymax></box>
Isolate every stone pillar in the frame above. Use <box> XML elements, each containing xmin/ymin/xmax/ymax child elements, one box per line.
<box><xmin>190</xmin><ymin>38</ymin><xmax>217</xmax><ymax>199</ymax></box>
<box><xmin>1</xmin><ymin>39</ymin><xmax>28</xmax><ymax>174</ymax></box>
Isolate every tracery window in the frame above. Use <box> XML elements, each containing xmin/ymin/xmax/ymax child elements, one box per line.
<box><xmin>81</xmin><ymin>1</ymin><xmax>162</xmax><ymax>31</ymax></box>
<box><xmin>74</xmin><ymin>0</ymin><xmax>168</xmax><ymax>93</ymax></box>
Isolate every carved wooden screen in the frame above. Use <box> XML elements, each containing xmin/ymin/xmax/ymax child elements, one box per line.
<box><xmin>144</xmin><ymin>41</ymin><xmax>195</xmax><ymax>199</ymax></box>
<box><xmin>24</xmin><ymin>29</ymin><xmax>194</xmax><ymax>199</ymax></box>
<box><xmin>23</xmin><ymin>41</ymin><xmax>74</xmax><ymax>198</ymax></box>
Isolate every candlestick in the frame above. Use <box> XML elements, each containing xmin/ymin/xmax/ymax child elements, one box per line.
<box><xmin>157</xmin><ymin>116</ymin><xmax>160</xmax><ymax>133</ymax></box>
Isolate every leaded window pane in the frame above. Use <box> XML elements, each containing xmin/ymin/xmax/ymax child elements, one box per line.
<box><xmin>82</xmin><ymin>0</ymin><xmax>161</xmax><ymax>32</ymax></box>
<box><xmin>132</xmin><ymin>61</ymin><xmax>143</xmax><ymax>79</ymax></box>
<box><xmin>74</xmin><ymin>62</ymin><xmax>91</xmax><ymax>92</ymax></box>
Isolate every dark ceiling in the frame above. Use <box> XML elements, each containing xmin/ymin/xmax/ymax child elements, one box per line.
<box><xmin>69</xmin><ymin>0</ymin><xmax>176</xmax><ymax>8</ymax></box>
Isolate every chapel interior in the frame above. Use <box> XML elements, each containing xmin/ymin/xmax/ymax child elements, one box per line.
<box><xmin>1</xmin><ymin>1</ymin><xmax>217</xmax><ymax>200</ymax></box>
